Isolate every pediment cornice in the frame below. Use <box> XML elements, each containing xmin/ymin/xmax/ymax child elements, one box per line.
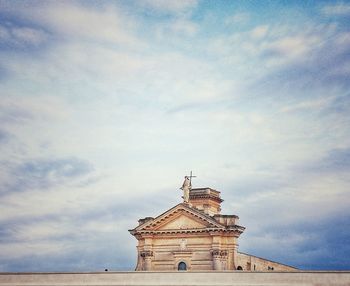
<box><xmin>129</xmin><ymin>203</ymin><xmax>245</xmax><ymax>236</ymax></box>
<box><xmin>134</xmin><ymin>227</ymin><xmax>245</xmax><ymax>236</ymax></box>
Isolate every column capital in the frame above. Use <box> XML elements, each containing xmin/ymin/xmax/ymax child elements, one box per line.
<box><xmin>211</xmin><ymin>249</ymin><xmax>228</xmax><ymax>258</ymax></box>
<box><xmin>211</xmin><ymin>249</ymin><xmax>221</xmax><ymax>257</ymax></box>
<box><xmin>140</xmin><ymin>250</ymin><xmax>153</xmax><ymax>258</ymax></box>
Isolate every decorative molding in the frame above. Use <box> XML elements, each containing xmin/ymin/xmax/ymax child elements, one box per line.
<box><xmin>173</xmin><ymin>251</ymin><xmax>192</xmax><ymax>257</ymax></box>
<box><xmin>189</xmin><ymin>194</ymin><xmax>223</xmax><ymax>203</ymax></box>
<box><xmin>140</xmin><ymin>250</ymin><xmax>153</xmax><ymax>258</ymax></box>
<box><xmin>135</xmin><ymin>227</ymin><xmax>244</xmax><ymax>236</ymax></box>
<box><xmin>211</xmin><ymin>249</ymin><xmax>228</xmax><ymax>258</ymax></box>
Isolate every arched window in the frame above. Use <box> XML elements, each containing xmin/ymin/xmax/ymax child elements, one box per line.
<box><xmin>237</xmin><ymin>266</ymin><xmax>243</xmax><ymax>270</ymax></box>
<box><xmin>178</xmin><ymin>261</ymin><xmax>187</xmax><ymax>271</ymax></box>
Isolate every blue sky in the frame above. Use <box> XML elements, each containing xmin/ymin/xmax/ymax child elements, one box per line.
<box><xmin>0</xmin><ymin>0</ymin><xmax>350</xmax><ymax>271</ymax></box>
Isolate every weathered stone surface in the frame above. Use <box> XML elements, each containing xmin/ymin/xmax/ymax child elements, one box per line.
<box><xmin>1</xmin><ymin>272</ymin><xmax>350</xmax><ymax>286</ymax></box>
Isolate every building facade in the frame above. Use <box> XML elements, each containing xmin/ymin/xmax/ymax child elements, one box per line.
<box><xmin>129</xmin><ymin>185</ymin><xmax>296</xmax><ymax>271</ymax></box>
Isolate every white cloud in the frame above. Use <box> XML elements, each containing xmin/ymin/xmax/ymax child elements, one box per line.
<box><xmin>0</xmin><ymin>96</ymin><xmax>69</xmax><ymax>124</ymax></box>
<box><xmin>250</xmin><ymin>25</ymin><xmax>269</xmax><ymax>39</ymax></box>
<box><xmin>10</xmin><ymin>2</ymin><xmax>143</xmax><ymax>47</ymax></box>
<box><xmin>335</xmin><ymin>31</ymin><xmax>350</xmax><ymax>46</ymax></box>
<box><xmin>329</xmin><ymin>60</ymin><xmax>350</xmax><ymax>77</ymax></box>
<box><xmin>207</xmin><ymin>21</ymin><xmax>341</xmax><ymax>78</ymax></box>
<box><xmin>151</xmin><ymin>18</ymin><xmax>199</xmax><ymax>41</ymax></box>
<box><xmin>0</xmin><ymin>240</ymin><xmax>69</xmax><ymax>259</ymax></box>
<box><xmin>263</xmin><ymin>34</ymin><xmax>322</xmax><ymax>64</ymax></box>
<box><xmin>0</xmin><ymin>25</ymin><xmax>9</xmax><ymax>38</ymax></box>
<box><xmin>169</xmin><ymin>18</ymin><xmax>198</xmax><ymax>36</ymax></box>
<box><xmin>0</xmin><ymin>25</ymin><xmax>47</xmax><ymax>47</ymax></box>
<box><xmin>232</xmin><ymin>172</ymin><xmax>350</xmax><ymax>248</ymax></box>
<box><xmin>279</xmin><ymin>96</ymin><xmax>337</xmax><ymax>113</ymax></box>
<box><xmin>321</xmin><ymin>3</ymin><xmax>350</xmax><ymax>16</ymax></box>
<box><xmin>225</xmin><ymin>12</ymin><xmax>250</xmax><ymax>25</ymax></box>
<box><xmin>141</xmin><ymin>0</ymin><xmax>198</xmax><ymax>13</ymax></box>
<box><xmin>11</xmin><ymin>27</ymin><xmax>47</xmax><ymax>45</ymax></box>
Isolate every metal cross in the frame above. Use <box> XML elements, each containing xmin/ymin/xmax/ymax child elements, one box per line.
<box><xmin>188</xmin><ymin>171</ymin><xmax>196</xmax><ymax>186</ymax></box>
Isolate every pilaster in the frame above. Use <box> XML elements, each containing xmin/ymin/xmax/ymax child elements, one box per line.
<box><xmin>212</xmin><ymin>249</ymin><xmax>229</xmax><ymax>270</ymax></box>
<box><xmin>140</xmin><ymin>250</ymin><xmax>153</xmax><ymax>271</ymax></box>
<box><xmin>212</xmin><ymin>249</ymin><xmax>222</xmax><ymax>270</ymax></box>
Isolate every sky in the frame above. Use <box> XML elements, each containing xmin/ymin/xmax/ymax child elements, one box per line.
<box><xmin>0</xmin><ymin>0</ymin><xmax>350</xmax><ymax>272</ymax></box>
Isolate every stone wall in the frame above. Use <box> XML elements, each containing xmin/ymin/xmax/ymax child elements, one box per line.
<box><xmin>1</xmin><ymin>272</ymin><xmax>350</xmax><ymax>286</ymax></box>
<box><xmin>138</xmin><ymin>234</ymin><xmax>237</xmax><ymax>271</ymax></box>
<box><xmin>237</xmin><ymin>252</ymin><xmax>297</xmax><ymax>271</ymax></box>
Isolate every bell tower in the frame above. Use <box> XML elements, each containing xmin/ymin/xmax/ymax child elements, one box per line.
<box><xmin>189</xmin><ymin>188</ymin><xmax>223</xmax><ymax>216</ymax></box>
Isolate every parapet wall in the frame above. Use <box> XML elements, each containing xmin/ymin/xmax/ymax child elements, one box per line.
<box><xmin>1</xmin><ymin>271</ymin><xmax>350</xmax><ymax>286</ymax></box>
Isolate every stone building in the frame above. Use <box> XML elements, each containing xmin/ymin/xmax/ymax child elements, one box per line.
<box><xmin>129</xmin><ymin>181</ymin><xmax>296</xmax><ymax>272</ymax></box>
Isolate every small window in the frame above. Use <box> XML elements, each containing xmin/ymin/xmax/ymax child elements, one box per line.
<box><xmin>237</xmin><ymin>266</ymin><xmax>243</xmax><ymax>270</ymax></box>
<box><xmin>178</xmin><ymin>261</ymin><xmax>187</xmax><ymax>271</ymax></box>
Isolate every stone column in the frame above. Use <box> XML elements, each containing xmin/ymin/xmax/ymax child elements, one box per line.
<box><xmin>140</xmin><ymin>251</ymin><xmax>153</xmax><ymax>271</ymax></box>
<box><xmin>212</xmin><ymin>249</ymin><xmax>221</xmax><ymax>270</ymax></box>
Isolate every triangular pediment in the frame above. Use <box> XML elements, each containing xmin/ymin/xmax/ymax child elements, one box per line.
<box><xmin>155</xmin><ymin>213</ymin><xmax>209</xmax><ymax>230</ymax></box>
<box><xmin>133</xmin><ymin>203</ymin><xmax>225</xmax><ymax>232</ymax></box>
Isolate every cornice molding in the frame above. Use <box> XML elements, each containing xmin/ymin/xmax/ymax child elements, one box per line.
<box><xmin>131</xmin><ymin>226</ymin><xmax>245</xmax><ymax>236</ymax></box>
<box><xmin>189</xmin><ymin>194</ymin><xmax>223</xmax><ymax>203</ymax></box>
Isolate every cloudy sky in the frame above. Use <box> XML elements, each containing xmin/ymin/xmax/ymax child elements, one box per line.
<box><xmin>0</xmin><ymin>0</ymin><xmax>350</xmax><ymax>272</ymax></box>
